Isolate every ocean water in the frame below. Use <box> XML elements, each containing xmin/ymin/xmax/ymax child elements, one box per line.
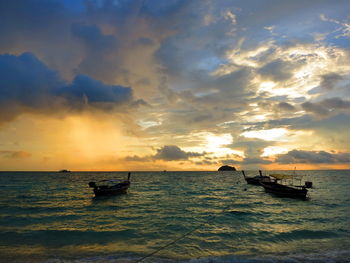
<box><xmin>0</xmin><ymin>170</ymin><xmax>349</xmax><ymax>263</ymax></box>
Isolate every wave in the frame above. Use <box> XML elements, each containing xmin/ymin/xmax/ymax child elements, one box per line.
<box><xmin>0</xmin><ymin>229</ymin><xmax>139</xmax><ymax>246</ymax></box>
<box><xmin>39</xmin><ymin>249</ymin><xmax>350</xmax><ymax>263</ymax></box>
<box><xmin>272</xmin><ymin>229</ymin><xmax>339</xmax><ymax>241</ymax></box>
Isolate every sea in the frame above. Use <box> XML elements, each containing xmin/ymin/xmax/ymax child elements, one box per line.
<box><xmin>0</xmin><ymin>170</ymin><xmax>349</xmax><ymax>263</ymax></box>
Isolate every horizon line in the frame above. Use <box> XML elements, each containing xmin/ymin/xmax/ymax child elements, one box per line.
<box><xmin>1</xmin><ymin>169</ymin><xmax>350</xmax><ymax>172</ymax></box>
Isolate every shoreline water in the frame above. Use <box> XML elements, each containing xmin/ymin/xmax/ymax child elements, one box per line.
<box><xmin>1</xmin><ymin>171</ymin><xmax>349</xmax><ymax>262</ymax></box>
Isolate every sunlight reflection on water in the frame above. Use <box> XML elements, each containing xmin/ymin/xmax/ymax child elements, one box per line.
<box><xmin>0</xmin><ymin>170</ymin><xmax>349</xmax><ymax>262</ymax></box>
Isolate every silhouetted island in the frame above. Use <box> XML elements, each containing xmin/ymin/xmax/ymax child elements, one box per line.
<box><xmin>218</xmin><ymin>165</ymin><xmax>236</xmax><ymax>171</ymax></box>
<box><xmin>58</xmin><ymin>169</ymin><xmax>71</xmax><ymax>173</ymax></box>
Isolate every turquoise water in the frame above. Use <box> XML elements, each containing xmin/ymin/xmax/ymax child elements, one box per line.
<box><xmin>0</xmin><ymin>171</ymin><xmax>349</xmax><ymax>262</ymax></box>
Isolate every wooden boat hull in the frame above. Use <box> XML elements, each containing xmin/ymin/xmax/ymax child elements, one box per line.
<box><xmin>89</xmin><ymin>177</ymin><xmax>131</xmax><ymax>197</ymax></box>
<box><xmin>93</xmin><ymin>183</ymin><xmax>130</xmax><ymax>197</ymax></box>
<box><xmin>242</xmin><ymin>170</ymin><xmax>272</xmax><ymax>186</ymax></box>
<box><xmin>245</xmin><ymin>176</ymin><xmax>271</xmax><ymax>185</ymax></box>
<box><xmin>245</xmin><ymin>177</ymin><xmax>261</xmax><ymax>185</ymax></box>
<box><xmin>260</xmin><ymin>181</ymin><xmax>307</xmax><ymax>199</ymax></box>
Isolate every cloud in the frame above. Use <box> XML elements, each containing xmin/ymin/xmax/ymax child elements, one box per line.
<box><xmin>124</xmin><ymin>145</ymin><xmax>206</xmax><ymax>163</ymax></box>
<box><xmin>320</xmin><ymin>97</ymin><xmax>350</xmax><ymax>109</ymax></box>
<box><xmin>0</xmin><ymin>52</ymin><xmax>132</xmax><ymax>122</ymax></box>
<box><xmin>301</xmin><ymin>101</ymin><xmax>329</xmax><ymax>117</ymax></box>
<box><xmin>301</xmin><ymin>98</ymin><xmax>350</xmax><ymax>118</ymax></box>
<box><xmin>0</xmin><ymin>0</ymin><xmax>68</xmax><ymax>50</ymax></box>
<box><xmin>153</xmin><ymin>145</ymin><xmax>204</xmax><ymax>161</ymax></box>
<box><xmin>1</xmin><ymin>1</ymin><xmax>350</xmax><ymax>170</ymax></box>
<box><xmin>57</xmin><ymin>74</ymin><xmax>132</xmax><ymax>106</ymax></box>
<box><xmin>258</xmin><ymin>59</ymin><xmax>294</xmax><ymax>81</ymax></box>
<box><xmin>319</xmin><ymin>73</ymin><xmax>343</xmax><ymax>90</ymax></box>
<box><xmin>241</xmin><ymin>157</ymin><xmax>272</xmax><ymax>164</ymax></box>
<box><xmin>71</xmin><ymin>23</ymin><xmax>116</xmax><ymax>50</ymax></box>
<box><xmin>320</xmin><ymin>14</ymin><xmax>350</xmax><ymax>38</ymax></box>
<box><xmin>124</xmin><ymin>155</ymin><xmax>151</xmax><ymax>162</ymax></box>
<box><xmin>71</xmin><ymin>23</ymin><xmax>119</xmax><ymax>81</ymax></box>
<box><xmin>230</xmin><ymin>138</ymin><xmax>272</xmax><ymax>156</ymax></box>
<box><xmin>276</xmin><ymin>102</ymin><xmax>296</xmax><ymax>112</ymax></box>
<box><xmin>276</xmin><ymin>149</ymin><xmax>350</xmax><ymax>164</ymax></box>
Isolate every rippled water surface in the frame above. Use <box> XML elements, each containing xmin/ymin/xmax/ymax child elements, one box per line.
<box><xmin>0</xmin><ymin>171</ymin><xmax>349</xmax><ymax>262</ymax></box>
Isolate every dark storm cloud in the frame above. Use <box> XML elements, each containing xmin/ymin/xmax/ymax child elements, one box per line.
<box><xmin>276</xmin><ymin>150</ymin><xmax>350</xmax><ymax>164</ymax></box>
<box><xmin>0</xmin><ymin>53</ymin><xmax>63</xmax><ymax>105</ymax></box>
<box><xmin>153</xmin><ymin>145</ymin><xmax>204</xmax><ymax>161</ymax></box>
<box><xmin>136</xmin><ymin>37</ymin><xmax>155</xmax><ymax>46</ymax></box>
<box><xmin>71</xmin><ymin>23</ymin><xmax>116</xmax><ymax>50</ymax></box>
<box><xmin>0</xmin><ymin>53</ymin><xmax>64</xmax><ymax>121</ymax></box>
<box><xmin>71</xmin><ymin>23</ymin><xmax>120</xmax><ymax>80</ymax></box>
<box><xmin>0</xmin><ymin>53</ymin><xmax>132</xmax><ymax>122</ymax></box>
<box><xmin>58</xmin><ymin>75</ymin><xmax>131</xmax><ymax>105</ymax></box>
<box><xmin>0</xmin><ymin>0</ymin><xmax>67</xmax><ymax>50</ymax></box>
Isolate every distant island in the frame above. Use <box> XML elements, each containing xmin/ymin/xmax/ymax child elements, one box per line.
<box><xmin>218</xmin><ymin>165</ymin><xmax>236</xmax><ymax>171</ymax></box>
<box><xmin>58</xmin><ymin>169</ymin><xmax>71</xmax><ymax>173</ymax></box>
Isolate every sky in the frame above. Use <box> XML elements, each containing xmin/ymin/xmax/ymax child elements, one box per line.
<box><xmin>0</xmin><ymin>0</ymin><xmax>350</xmax><ymax>171</ymax></box>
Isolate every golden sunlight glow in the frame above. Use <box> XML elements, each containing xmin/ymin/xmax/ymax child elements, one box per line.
<box><xmin>68</xmin><ymin>115</ymin><xmax>127</xmax><ymax>160</ymax></box>
<box><xmin>184</xmin><ymin>132</ymin><xmax>244</xmax><ymax>158</ymax></box>
<box><xmin>206</xmin><ymin>133</ymin><xmax>232</xmax><ymax>147</ymax></box>
<box><xmin>226</xmin><ymin>41</ymin><xmax>274</xmax><ymax>68</ymax></box>
<box><xmin>244</xmin><ymin>44</ymin><xmax>350</xmax><ymax>100</ymax></box>
<box><xmin>241</xmin><ymin>128</ymin><xmax>288</xmax><ymax>141</ymax></box>
<box><xmin>259</xmin><ymin>81</ymin><xmax>276</xmax><ymax>91</ymax></box>
<box><xmin>0</xmin><ymin>114</ymin><xmax>152</xmax><ymax>171</ymax></box>
<box><xmin>205</xmin><ymin>133</ymin><xmax>244</xmax><ymax>157</ymax></box>
<box><xmin>2</xmin><ymin>3</ymin><xmax>350</xmax><ymax>173</ymax></box>
<box><xmin>137</xmin><ymin>120</ymin><xmax>161</xmax><ymax>129</ymax></box>
<box><xmin>250</xmin><ymin>114</ymin><xmax>268</xmax><ymax>122</ymax></box>
<box><xmin>261</xmin><ymin>146</ymin><xmax>289</xmax><ymax>157</ymax></box>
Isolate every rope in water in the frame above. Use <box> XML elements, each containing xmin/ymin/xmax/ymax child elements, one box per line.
<box><xmin>134</xmin><ymin>202</ymin><xmax>234</xmax><ymax>262</ymax></box>
<box><xmin>134</xmin><ymin>226</ymin><xmax>202</xmax><ymax>263</ymax></box>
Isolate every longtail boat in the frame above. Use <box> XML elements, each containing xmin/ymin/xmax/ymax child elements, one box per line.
<box><xmin>260</xmin><ymin>173</ymin><xmax>308</xmax><ymax>199</ymax></box>
<box><xmin>88</xmin><ymin>173</ymin><xmax>131</xmax><ymax>197</ymax></box>
<box><xmin>242</xmin><ymin>170</ymin><xmax>272</xmax><ymax>185</ymax></box>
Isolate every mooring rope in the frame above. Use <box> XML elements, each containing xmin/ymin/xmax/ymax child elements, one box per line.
<box><xmin>133</xmin><ymin>202</ymin><xmax>234</xmax><ymax>263</ymax></box>
<box><xmin>134</xmin><ymin>225</ymin><xmax>202</xmax><ymax>263</ymax></box>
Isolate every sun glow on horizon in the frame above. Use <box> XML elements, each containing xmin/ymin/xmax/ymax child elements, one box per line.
<box><xmin>0</xmin><ymin>1</ymin><xmax>349</xmax><ymax>171</ymax></box>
